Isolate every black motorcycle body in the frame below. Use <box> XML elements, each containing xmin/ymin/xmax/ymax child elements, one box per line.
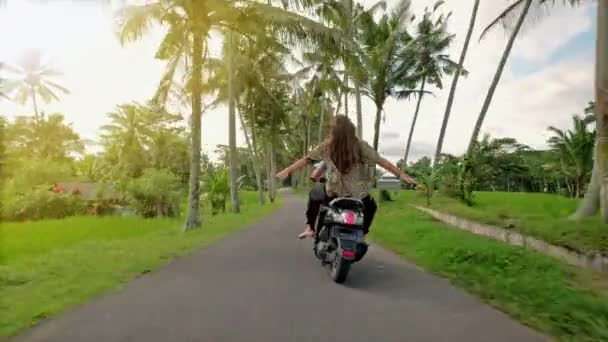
<box><xmin>313</xmin><ymin>197</ymin><xmax>368</xmax><ymax>283</ymax></box>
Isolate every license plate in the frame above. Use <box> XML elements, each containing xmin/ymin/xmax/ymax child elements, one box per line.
<box><xmin>339</xmin><ymin>231</ymin><xmax>359</xmax><ymax>240</ymax></box>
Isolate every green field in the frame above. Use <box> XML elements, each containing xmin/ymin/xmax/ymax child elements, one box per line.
<box><xmin>370</xmin><ymin>193</ymin><xmax>608</xmax><ymax>342</ymax></box>
<box><xmin>412</xmin><ymin>191</ymin><xmax>607</xmax><ymax>255</ymax></box>
<box><xmin>0</xmin><ymin>192</ymin><xmax>281</xmax><ymax>337</ymax></box>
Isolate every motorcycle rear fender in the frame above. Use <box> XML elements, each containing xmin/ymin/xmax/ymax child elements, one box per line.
<box><xmin>336</xmin><ymin>238</ymin><xmax>358</xmax><ymax>260</ymax></box>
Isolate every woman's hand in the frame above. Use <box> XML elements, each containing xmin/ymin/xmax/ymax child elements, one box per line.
<box><xmin>275</xmin><ymin>169</ymin><xmax>290</xmax><ymax>180</ymax></box>
<box><xmin>400</xmin><ymin>173</ymin><xmax>417</xmax><ymax>184</ymax></box>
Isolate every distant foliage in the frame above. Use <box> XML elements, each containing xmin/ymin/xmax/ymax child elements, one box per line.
<box><xmin>127</xmin><ymin>169</ymin><xmax>182</xmax><ymax>218</ymax></box>
<box><xmin>3</xmin><ymin>186</ymin><xmax>87</xmax><ymax>221</ymax></box>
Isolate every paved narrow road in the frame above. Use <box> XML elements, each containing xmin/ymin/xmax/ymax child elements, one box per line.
<box><xmin>14</xmin><ymin>193</ymin><xmax>547</xmax><ymax>342</ymax></box>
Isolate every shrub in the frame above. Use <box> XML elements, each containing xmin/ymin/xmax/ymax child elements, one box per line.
<box><xmin>2</xmin><ymin>186</ymin><xmax>87</xmax><ymax>221</ymax></box>
<box><xmin>202</xmin><ymin>168</ymin><xmax>230</xmax><ymax>215</ymax></box>
<box><xmin>4</xmin><ymin>159</ymin><xmax>73</xmax><ymax>194</ymax></box>
<box><xmin>127</xmin><ymin>169</ymin><xmax>182</xmax><ymax>218</ymax></box>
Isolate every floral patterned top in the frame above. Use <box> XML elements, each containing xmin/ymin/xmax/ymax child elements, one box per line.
<box><xmin>307</xmin><ymin>139</ymin><xmax>381</xmax><ymax>198</ymax></box>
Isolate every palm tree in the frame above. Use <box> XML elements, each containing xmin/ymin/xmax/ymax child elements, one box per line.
<box><xmin>100</xmin><ymin>103</ymin><xmax>152</xmax><ymax>179</ymax></box>
<box><xmin>547</xmin><ymin>115</ymin><xmax>595</xmax><ymax>198</ymax></box>
<box><xmin>402</xmin><ymin>1</ymin><xmax>459</xmax><ymax>165</ymax></box>
<box><xmin>583</xmin><ymin>101</ymin><xmax>595</xmax><ymax>125</ymax></box>
<box><xmin>316</xmin><ymin>0</ymin><xmax>386</xmax><ymax>137</ymax></box>
<box><xmin>467</xmin><ymin>0</ymin><xmax>583</xmax><ymax>153</ymax></box>
<box><xmin>299</xmin><ymin>47</ymin><xmax>342</xmax><ymax>142</ymax></box>
<box><xmin>118</xmin><ymin>0</ymin><xmax>334</xmax><ymax>228</ymax></box>
<box><xmin>357</xmin><ymin>0</ymin><xmax>419</xmax><ymax>152</ymax></box>
<box><xmin>577</xmin><ymin>0</ymin><xmax>607</xmax><ymax>221</ymax></box>
<box><xmin>2</xmin><ymin>51</ymin><xmax>69</xmax><ymax>120</ymax></box>
<box><xmin>434</xmin><ymin>0</ymin><xmax>480</xmax><ymax>162</ymax></box>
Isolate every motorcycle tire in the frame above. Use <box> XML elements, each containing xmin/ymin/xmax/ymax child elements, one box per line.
<box><xmin>330</xmin><ymin>256</ymin><xmax>351</xmax><ymax>284</ymax></box>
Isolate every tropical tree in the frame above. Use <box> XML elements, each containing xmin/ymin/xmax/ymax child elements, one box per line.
<box><xmin>1</xmin><ymin>51</ymin><xmax>69</xmax><ymax>120</ymax></box>
<box><xmin>468</xmin><ymin>0</ymin><xmax>583</xmax><ymax>153</ymax></box>
<box><xmin>99</xmin><ymin>103</ymin><xmax>152</xmax><ymax>181</ymax></box>
<box><xmin>548</xmin><ymin>115</ymin><xmax>596</xmax><ymax>197</ymax></box>
<box><xmin>315</xmin><ymin>0</ymin><xmax>386</xmax><ymax>137</ymax></box>
<box><xmin>300</xmin><ymin>47</ymin><xmax>342</xmax><ymax>142</ymax></box>
<box><xmin>402</xmin><ymin>1</ymin><xmax>459</xmax><ymax>164</ymax></box>
<box><xmin>571</xmin><ymin>1</ymin><xmax>605</xmax><ymax>221</ymax></box>
<box><xmin>3</xmin><ymin>113</ymin><xmax>83</xmax><ymax>164</ymax></box>
<box><xmin>434</xmin><ymin>0</ymin><xmax>480</xmax><ymax>162</ymax></box>
<box><xmin>357</xmin><ymin>0</ymin><xmax>419</xmax><ymax>152</ymax></box>
<box><xmin>117</xmin><ymin>0</ymin><xmax>335</xmax><ymax>228</ymax></box>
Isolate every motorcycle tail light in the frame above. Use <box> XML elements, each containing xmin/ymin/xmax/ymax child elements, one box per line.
<box><xmin>341</xmin><ymin>211</ymin><xmax>357</xmax><ymax>225</ymax></box>
<box><xmin>342</xmin><ymin>250</ymin><xmax>355</xmax><ymax>259</ymax></box>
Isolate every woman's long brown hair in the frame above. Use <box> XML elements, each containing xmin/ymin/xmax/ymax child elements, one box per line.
<box><xmin>327</xmin><ymin>115</ymin><xmax>362</xmax><ymax>174</ymax></box>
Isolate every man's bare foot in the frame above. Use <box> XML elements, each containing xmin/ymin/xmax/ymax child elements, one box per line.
<box><xmin>298</xmin><ymin>226</ymin><xmax>314</xmax><ymax>239</ymax></box>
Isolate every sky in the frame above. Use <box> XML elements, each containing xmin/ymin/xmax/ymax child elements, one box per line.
<box><xmin>0</xmin><ymin>0</ymin><xmax>597</xmax><ymax>163</ymax></box>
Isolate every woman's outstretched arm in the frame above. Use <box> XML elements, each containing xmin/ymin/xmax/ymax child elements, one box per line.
<box><xmin>276</xmin><ymin>157</ymin><xmax>310</xmax><ymax>180</ymax></box>
<box><xmin>377</xmin><ymin>158</ymin><xmax>417</xmax><ymax>184</ymax></box>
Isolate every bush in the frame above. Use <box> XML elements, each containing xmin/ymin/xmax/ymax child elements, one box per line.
<box><xmin>2</xmin><ymin>186</ymin><xmax>87</xmax><ymax>221</ymax></box>
<box><xmin>202</xmin><ymin>167</ymin><xmax>230</xmax><ymax>215</ymax></box>
<box><xmin>127</xmin><ymin>169</ymin><xmax>182</xmax><ymax>218</ymax></box>
<box><xmin>4</xmin><ymin>159</ymin><xmax>73</xmax><ymax>194</ymax></box>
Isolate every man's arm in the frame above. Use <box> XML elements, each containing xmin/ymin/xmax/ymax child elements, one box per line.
<box><xmin>310</xmin><ymin>161</ymin><xmax>327</xmax><ymax>181</ymax></box>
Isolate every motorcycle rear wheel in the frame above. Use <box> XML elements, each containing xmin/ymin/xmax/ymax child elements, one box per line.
<box><xmin>330</xmin><ymin>256</ymin><xmax>351</xmax><ymax>284</ymax></box>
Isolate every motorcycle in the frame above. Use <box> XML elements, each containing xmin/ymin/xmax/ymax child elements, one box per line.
<box><xmin>313</xmin><ymin>197</ymin><xmax>368</xmax><ymax>284</ymax></box>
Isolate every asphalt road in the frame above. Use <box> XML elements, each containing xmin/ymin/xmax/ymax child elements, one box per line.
<box><xmin>13</xmin><ymin>193</ymin><xmax>548</xmax><ymax>342</ymax></box>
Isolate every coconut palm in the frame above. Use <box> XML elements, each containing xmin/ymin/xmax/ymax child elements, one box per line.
<box><xmin>357</xmin><ymin>0</ymin><xmax>419</xmax><ymax>152</ymax></box>
<box><xmin>574</xmin><ymin>0</ymin><xmax>607</xmax><ymax>221</ymax></box>
<box><xmin>402</xmin><ymin>1</ymin><xmax>460</xmax><ymax>165</ymax></box>
<box><xmin>118</xmin><ymin>0</ymin><xmax>336</xmax><ymax>228</ymax></box>
<box><xmin>467</xmin><ymin>0</ymin><xmax>583</xmax><ymax>153</ymax></box>
<box><xmin>547</xmin><ymin>115</ymin><xmax>595</xmax><ymax>198</ymax></box>
<box><xmin>2</xmin><ymin>51</ymin><xmax>69</xmax><ymax>120</ymax></box>
<box><xmin>299</xmin><ymin>47</ymin><xmax>342</xmax><ymax>142</ymax></box>
<box><xmin>100</xmin><ymin>103</ymin><xmax>152</xmax><ymax>179</ymax></box>
<box><xmin>316</xmin><ymin>0</ymin><xmax>386</xmax><ymax>137</ymax></box>
<box><xmin>434</xmin><ymin>0</ymin><xmax>480</xmax><ymax>162</ymax></box>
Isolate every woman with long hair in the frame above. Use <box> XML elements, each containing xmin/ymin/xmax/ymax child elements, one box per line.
<box><xmin>276</xmin><ymin>115</ymin><xmax>416</xmax><ymax>239</ymax></box>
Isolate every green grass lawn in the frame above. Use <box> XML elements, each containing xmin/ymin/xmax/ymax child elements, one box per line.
<box><xmin>412</xmin><ymin>191</ymin><xmax>607</xmax><ymax>255</ymax></box>
<box><xmin>370</xmin><ymin>193</ymin><xmax>608</xmax><ymax>342</ymax></box>
<box><xmin>0</xmin><ymin>192</ymin><xmax>281</xmax><ymax>337</ymax></box>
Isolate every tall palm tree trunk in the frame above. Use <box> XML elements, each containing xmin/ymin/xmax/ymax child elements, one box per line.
<box><xmin>404</xmin><ymin>77</ymin><xmax>426</xmax><ymax>165</ymax></box>
<box><xmin>30</xmin><ymin>86</ymin><xmax>39</xmax><ymax>121</ymax></box>
<box><xmin>571</xmin><ymin>155</ymin><xmax>599</xmax><ymax>218</ymax></box>
<box><xmin>343</xmin><ymin>73</ymin><xmax>349</xmax><ymax>118</ymax></box>
<box><xmin>238</xmin><ymin>108</ymin><xmax>265</xmax><ymax>205</ymax></box>
<box><xmin>595</xmin><ymin>0</ymin><xmax>608</xmax><ymax>222</ymax></box>
<box><xmin>571</xmin><ymin>1</ymin><xmax>606</xmax><ymax>220</ymax></box>
<box><xmin>300</xmin><ymin>116</ymin><xmax>308</xmax><ymax>186</ymax></box>
<box><xmin>227</xmin><ymin>31</ymin><xmax>240</xmax><ymax>213</ymax></box>
<box><xmin>184</xmin><ymin>33</ymin><xmax>204</xmax><ymax>230</ymax></box>
<box><xmin>335</xmin><ymin>96</ymin><xmax>342</xmax><ymax>116</ymax></box>
<box><xmin>318</xmin><ymin>96</ymin><xmax>326</xmax><ymax>143</ymax></box>
<box><xmin>467</xmin><ymin>0</ymin><xmax>532</xmax><ymax>153</ymax></box>
<box><xmin>373</xmin><ymin>103</ymin><xmax>382</xmax><ymax>151</ymax></box>
<box><xmin>268</xmin><ymin>140</ymin><xmax>276</xmax><ymax>203</ymax></box>
<box><xmin>355</xmin><ymin>82</ymin><xmax>363</xmax><ymax>138</ymax></box>
<box><xmin>435</xmin><ymin>0</ymin><xmax>480</xmax><ymax>162</ymax></box>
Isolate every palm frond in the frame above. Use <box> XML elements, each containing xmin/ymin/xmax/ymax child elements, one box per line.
<box><xmin>44</xmin><ymin>80</ymin><xmax>70</xmax><ymax>94</ymax></box>
<box><xmin>117</xmin><ymin>3</ymin><xmax>163</xmax><ymax>46</ymax></box>
<box><xmin>480</xmin><ymin>0</ymin><xmax>584</xmax><ymax>41</ymax></box>
<box><xmin>479</xmin><ymin>0</ymin><xmax>526</xmax><ymax>41</ymax></box>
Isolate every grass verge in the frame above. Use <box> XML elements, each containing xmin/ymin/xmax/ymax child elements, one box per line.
<box><xmin>413</xmin><ymin>191</ymin><xmax>606</xmax><ymax>255</ymax></box>
<box><xmin>0</xmin><ymin>192</ymin><xmax>281</xmax><ymax>337</ymax></box>
<box><xmin>370</xmin><ymin>193</ymin><xmax>608</xmax><ymax>342</ymax></box>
